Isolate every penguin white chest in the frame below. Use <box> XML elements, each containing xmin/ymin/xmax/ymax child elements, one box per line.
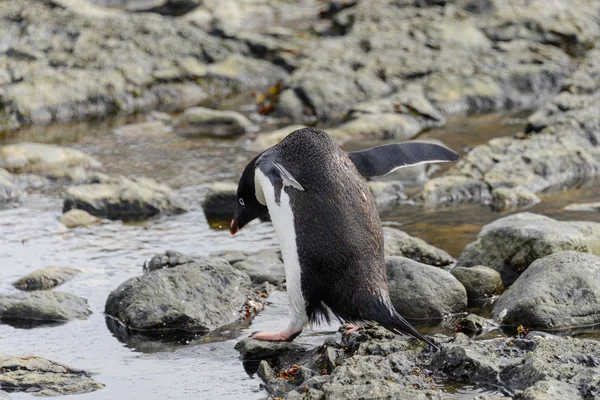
<box><xmin>255</xmin><ymin>169</ymin><xmax>307</xmax><ymax>328</ymax></box>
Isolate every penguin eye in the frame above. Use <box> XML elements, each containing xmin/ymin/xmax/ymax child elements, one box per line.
<box><xmin>239</xmin><ymin>198</ymin><xmax>245</xmax><ymax>206</ymax></box>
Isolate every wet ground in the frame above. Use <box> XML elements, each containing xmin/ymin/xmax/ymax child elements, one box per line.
<box><xmin>1</xmin><ymin>110</ymin><xmax>600</xmax><ymax>399</ymax></box>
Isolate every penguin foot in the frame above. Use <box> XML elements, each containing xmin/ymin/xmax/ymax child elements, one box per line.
<box><xmin>251</xmin><ymin>330</ymin><xmax>300</xmax><ymax>342</ymax></box>
<box><xmin>340</xmin><ymin>324</ymin><xmax>361</xmax><ymax>335</ymax></box>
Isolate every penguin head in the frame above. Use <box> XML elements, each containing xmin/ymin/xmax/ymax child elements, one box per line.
<box><xmin>230</xmin><ymin>156</ymin><xmax>268</xmax><ymax>235</ymax></box>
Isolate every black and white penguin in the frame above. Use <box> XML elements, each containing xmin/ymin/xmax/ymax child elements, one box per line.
<box><xmin>230</xmin><ymin>128</ymin><xmax>459</xmax><ymax>348</ymax></box>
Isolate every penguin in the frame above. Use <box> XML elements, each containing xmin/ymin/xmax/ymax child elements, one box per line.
<box><xmin>230</xmin><ymin>128</ymin><xmax>459</xmax><ymax>349</ymax></box>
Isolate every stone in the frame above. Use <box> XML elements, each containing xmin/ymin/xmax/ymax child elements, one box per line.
<box><xmin>201</xmin><ymin>182</ymin><xmax>237</xmax><ymax>223</ymax></box>
<box><xmin>564</xmin><ymin>202</ymin><xmax>600</xmax><ymax>212</ymax></box>
<box><xmin>214</xmin><ymin>249</ymin><xmax>285</xmax><ymax>286</ymax></box>
<box><xmin>207</xmin><ymin>55</ymin><xmax>289</xmax><ymax>89</ymax></box>
<box><xmin>451</xmin><ymin>265</ymin><xmax>504</xmax><ymax>301</ymax></box>
<box><xmin>0</xmin><ymin>355</ymin><xmax>104</xmax><ymax>396</ymax></box>
<box><xmin>493</xmin><ymin>251</ymin><xmax>600</xmax><ymax>330</ymax></box>
<box><xmin>490</xmin><ymin>186</ymin><xmax>541</xmax><ymax>212</ymax></box>
<box><xmin>60</xmin><ymin>209</ymin><xmax>101</xmax><ymax>228</ymax></box>
<box><xmin>0</xmin><ymin>169</ymin><xmax>20</xmax><ymax>202</ymax></box>
<box><xmin>0</xmin><ymin>143</ymin><xmax>99</xmax><ymax>180</ymax></box>
<box><xmin>383</xmin><ymin>227</ymin><xmax>455</xmax><ymax>267</ymax></box>
<box><xmin>105</xmin><ymin>254</ymin><xmax>253</xmax><ymax>333</ymax></box>
<box><xmin>386</xmin><ymin>257</ymin><xmax>467</xmax><ymax>320</ymax></box>
<box><xmin>113</xmin><ymin>120</ymin><xmax>171</xmax><ymax>138</ymax></box>
<box><xmin>456</xmin><ymin>213</ymin><xmax>600</xmax><ymax>284</ymax></box>
<box><xmin>252</xmin><ymin>125</ymin><xmax>308</xmax><ymax>152</ymax></box>
<box><xmin>368</xmin><ymin>181</ymin><xmax>406</xmax><ymax>212</ymax></box>
<box><xmin>63</xmin><ymin>174</ymin><xmax>186</xmax><ymax>220</ymax></box>
<box><xmin>330</xmin><ymin>113</ymin><xmax>422</xmax><ymax>142</ymax></box>
<box><xmin>515</xmin><ymin>379</ymin><xmax>584</xmax><ymax>400</ymax></box>
<box><xmin>172</xmin><ymin>106</ymin><xmax>255</xmax><ymax>138</ymax></box>
<box><xmin>0</xmin><ymin>291</ymin><xmax>91</xmax><ymax>322</ymax></box>
<box><xmin>235</xmin><ymin>337</ymin><xmax>308</xmax><ymax>361</ymax></box>
<box><xmin>13</xmin><ymin>266</ymin><xmax>81</xmax><ymax>291</ymax></box>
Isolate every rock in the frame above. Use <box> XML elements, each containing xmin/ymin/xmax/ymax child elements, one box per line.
<box><xmin>89</xmin><ymin>0</ymin><xmax>201</xmax><ymax>15</ymax></box>
<box><xmin>207</xmin><ymin>55</ymin><xmax>289</xmax><ymax>89</ymax></box>
<box><xmin>0</xmin><ymin>291</ymin><xmax>91</xmax><ymax>322</ymax></box>
<box><xmin>113</xmin><ymin>120</ymin><xmax>171</xmax><ymax>138</ymax></box>
<box><xmin>492</xmin><ymin>251</ymin><xmax>600</xmax><ymax>330</ymax></box>
<box><xmin>0</xmin><ymin>169</ymin><xmax>20</xmax><ymax>202</ymax></box>
<box><xmin>454</xmin><ymin>313</ymin><xmax>491</xmax><ymax>336</ymax></box>
<box><xmin>0</xmin><ymin>354</ymin><xmax>104</xmax><ymax>396</ymax></box>
<box><xmin>252</xmin><ymin>125</ymin><xmax>308</xmax><ymax>152</ymax></box>
<box><xmin>456</xmin><ymin>213</ymin><xmax>600</xmax><ymax>284</ymax></box>
<box><xmin>383</xmin><ymin>227</ymin><xmax>455</xmax><ymax>267</ymax></box>
<box><xmin>201</xmin><ymin>182</ymin><xmax>237</xmax><ymax>223</ymax></box>
<box><xmin>490</xmin><ymin>186</ymin><xmax>541</xmax><ymax>211</ymax></box>
<box><xmin>386</xmin><ymin>257</ymin><xmax>467</xmax><ymax>320</ymax></box>
<box><xmin>515</xmin><ymin>378</ymin><xmax>584</xmax><ymax>400</ymax></box>
<box><xmin>235</xmin><ymin>337</ymin><xmax>308</xmax><ymax>362</ymax></box>
<box><xmin>63</xmin><ymin>174</ymin><xmax>186</xmax><ymax>220</ymax></box>
<box><xmin>105</xmin><ymin>254</ymin><xmax>253</xmax><ymax>333</ymax></box>
<box><xmin>368</xmin><ymin>181</ymin><xmax>406</xmax><ymax>212</ymax></box>
<box><xmin>451</xmin><ymin>265</ymin><xmax>504</xmax><ymax>301</ymax></box>
<box><xmin>564</xmin><ymin>202</ymin><xmax>600</xmax><ymax>212</ymax></box>
<box><xmin>329</xmin><ymin>113</ymin><xmax>421</xmax><ymax>142</ymax></box>
<box><xmin>0</xmin><ymin>143</ymin><xmax>99</xmax><ymax>180</ymax></box>
<box><xmin>60</xmin><ymin>209</ymin><xmax>101</xmax><ymax>228</ymax></box>
<box><xmin>213</xmin><ymin>249</ymin><xmax>285</xmax><ymax>286</ymax></box>
<box><xmin>13</xmin><ymin>266</ymin><xmax>81</xmax><ymax>291</ymax></box>
<box><xmin>172</xmin><ymin>107</ymin><xmax>255</xmax><ymax>138</ymax></box>
<box><xmin>420</xmin><ymin>175</ymin><xmax>492</xmax><ymax>206</ymax></box>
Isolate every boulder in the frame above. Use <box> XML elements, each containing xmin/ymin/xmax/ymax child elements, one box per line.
<box><xmin>456</xmin><ymin>213</ymin><xmax>600</xmax><ymax>284</ymax></box>
<box><xmin>386</xmin><ymin>257</ymin><xmax>467</xmax><ymax>320</ymax></box>
<box><xmin>451</xmin><ymin>265</ymin><xmax>504</xmax><ymax>301</ymax></box>
<box><xmin>383</xmin><ymin>227</ymin><xmax>455</xmax><ymax>267</ymax></box>
<box><xmin>63</xmin><ymin>174</ymin><xmax>186</xmax><ymax>220</ymax></box>
<box><xmin>60</xmin><ymin>209</ymin><xmax>101</xmax><ymax>228</ymax></box>
<box><xmin>0</xmin><ymin>355</ymin><xmax>104</xmax><ymax>396</ymax></box>
<box><xmin>201</xmin><ymin>182</ymin><xmax>237</xmax><ymax>223</ymax></box>
<box><xmin>493</xmin><ymin>251</ymin><xmax>600</xmax><ymax>330</ymax></box>
<box><xmin>0</xmin><ymin>291</ymin><xmax>91</xmax><ymax>322</ymax></box>
<box><xmin>172</xmin><ymin>106</ymin><xmax>255</xmax><ymax>138</ymax></box>
<box><xmin>490</xmin><ymin>186</ymin><xmax>541</xmax><ymax>212</ymax></box>
<box><xmin>13</xmin><ymin>266</ymin><xmax>81</xmax><ymax>291</ymax></box>
<box><xmin>213</xmin><ymin>249</ymin><xmax>285</xmax><ymax>285</ymax></box>
<box><xmin>105</xmin><ymin>254</ymin><xmax>253</xmax><ymax>333</ymax></box>
<box><xmin>0</xmin><ymin>143</ymin><xmax>99</xmax><ymax>180</ymax></box>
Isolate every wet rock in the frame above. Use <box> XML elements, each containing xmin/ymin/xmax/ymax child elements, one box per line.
<box><xmin>172</xmin><ymin>107</ymin><xmax>255</xmax><ymax>138</ymax></box>
<box><xmin>113</xmin><ymin>120</ymin><xmax>172</xmax><ymax>138</ymax></box>
<box><xmin>105</xmin><ymin>254</ymin><xmax>253</xmax><ymax>333</ymax></box>
<box><xmin>0</xmin><ymin>169</ymin><xmax>20</xmax><ymax>202</ymax></box>
<box><xmin>89</xmin><ymin>0</ymin><xmax>201</xmax><ymax>15</ymax></box>
<box><xmin>456</xmin><ymin>213</ymin><xmax>600</xmax><ymax>284</ymax></box>
<box><xmin>235</xmin><ymin>337</ymin><xmax>308</xmax><ymax>362</ymax></box>
<box><xmin>213</xmin><ymin>249</ymin><xmax>285</xmax><ymax>286</ymax></box>
<box><xmin>515</xmin><ymin>378</ymin><xmax>583</xmax><ymax>400</ymax></box>
<box><xmin>13</xmin><ymin>266</ymin><xmax>81</xmax><ymax>291</ymax></box>
<box><xmin>386</xmin><ymin>257</ymin><xmax>467</xmax><ymax>320</ymax></box>
<box><xmin>201</xmin><ymin>182</ymin><xmax>237</xmax><ymax>223</ymax></box>
<box><xmin>490</xmin><ymin>186</ymin><xmax>541</xmax><ymax>211</ymax></box>
<box><xmin>493</xmin><ymin>251</ymin><xmax>600</xmax><ymax>330</ymax></box>
<box><xmin>0</xmin><ymin>354</ymin><xmax>104</xmax><ymax>396</ymax></box>
<box><xmin>60</xmin><ymin>209</ymin><xmax>101</xmax><ymax>228</ymax></box>
<box><xmin>454</xmin><ymin>314</ymin><xmax>491</xmax><ymax>336</ymax></box>
<box><xmin>564</xmin><ymin>202</ymin><xmax>600</xmax><ymax>212</ymax></box>
<box><xmin>0</xmin><ymin>291</ymin><xmax>91</xmax><ymax>322</ymax></box>
<box><xmin>0</xmin><ymin>143</ymin><xmax>99</xmax><ymax>180</ymax></box>
<box><xmin>383</xmin><ymin>227</ymin><xmax>455</xmax><ymax>267</ymax></box>
<box><xmin>451</xmin><ymin>265</ymin><xmax>504</xmax><ymax>301</ymax></box>
<box><xmin>252</xmin><ymin>125</ymin><xmax>308</xmax><ymax>151</ymax></box>
<box><xmin>368</xmin><ymin>181</ymin><xmax>406</xmax><ymax>212</ymax></box>
<box><xmin>63</xmin><ymin>174</ymin><xmax>186</xmax><ymax>220</ymax></box>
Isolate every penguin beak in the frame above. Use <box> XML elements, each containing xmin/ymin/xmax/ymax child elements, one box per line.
<box><xmin>230</xmin><ymin>219</ymin><xmax>239</xmax><ymax>235</ymax></box>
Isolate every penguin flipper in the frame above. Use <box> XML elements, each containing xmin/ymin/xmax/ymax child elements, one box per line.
<box><xmin>347</xmin><ymin>142</ymin><xmax>459</xmax><ymax>178</ymax></box>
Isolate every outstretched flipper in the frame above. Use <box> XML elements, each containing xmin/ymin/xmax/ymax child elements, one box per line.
<box><xmin>348</xmin><ymin>142</ymin><xmax>459</xmax><ymax>178</ymax></box>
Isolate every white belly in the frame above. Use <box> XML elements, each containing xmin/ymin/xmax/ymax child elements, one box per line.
<box><xmin>255</xmin><ymin>169</ymin><xmax>307</xmax><ymax>330</ymax></box>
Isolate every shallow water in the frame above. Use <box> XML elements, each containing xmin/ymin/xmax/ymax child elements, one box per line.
<box><xmin>2</xmin><ymin>111</ymin><xmax>600</xmax><ymax>399</ymax></box>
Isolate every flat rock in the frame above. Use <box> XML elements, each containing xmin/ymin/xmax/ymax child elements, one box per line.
<box><xmin>565</xmin><ymin>202</ymin><xmax>600</xmax><ymax>212</ymax></box>
<box><xmin>451</xmin><ymin>265</ymin><xmax>504</xmax><ymax>301</ymax></box>
<box><xmin>201</xmin><ymin>182</ymin><xmax>237</xmax><ymax>223</ymax></box>
<box><xmin>0</xmin><ymin>169</ymin><xmax>20</xmax><ymax>202</ymax></box>
<box><xmin>207</xmin><ymin>55</ymin><xmax>289</xmax><ymax>89</ymax></box>
<box><xmin>235</xmin><ymin>337</ymin><xmax>308</xmax><ymax>361</ymax></box>
<box><xmin>386</xmin><ymin>257</ymin><xmax>467</xmax><ymax>320</ymax></box>
<box><xmin>172</xmin><ymin>106</ymin><xmax>255</xmax><ymax>138</ymax></box>
<box><xmin>493</xmin><ymin>251</ymin><xmax>600</xmax><ymax>330</ymax></box>
<box><xmin>456</xmin><ymin>213</ymin><xmax>600</xmax><ymax>284</ymax></box>
<box><xmin>13</xmin><ymin>266</ymin><xmax>81</xmax><ymax>291</ymax></box>
<box><xmin>105</xmin><ymin>253</ymin><xmax>253</xmax><ymax>333</ymax></box>
<box><xmin>0</xmin><ymin>291</ymin><xmax>91</xmax><ymax>322</ymax></box>
<box><xmin>383</xmin><ymin>227</ymin><xmax>455</xmax><ymax>267</ymax></box>
<box><xmin>0</xmin><ymin>143</ymin><xmax>99</xmax><ymax>180</ymax></box>
<box><xmin>0</xmin><ymin>355</ymin><xmax>104</xmax><ymax>396</ymax></box>
<box><xmin>113</xmin><ymin>120</ymin><xmax>172</xmax><ymax>138</ymax></box>
<box><xmin>63</xmin><ymin>174</ymin><xmax>186</xmax><ymax>220</ymax></box>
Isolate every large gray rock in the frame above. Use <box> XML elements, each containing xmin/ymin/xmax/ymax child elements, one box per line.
<box><xmin>383</xmin><ymin>227</ymin><xmax>454</xmax><ymax>267</ymax></box>
<box><xmin>456</xmin><ymin>213</ymin><xmax>600</xmax><ymax>284</ymax></box>
<box><xmin>212</xmin><ymin>249</ymin><xmax>285</xmax><ymax>286</ymax></box>
<box><xmin>13</xmin><ymin>266</ymin><xmax>81</xmax><ymax>291</ymax></box>
<box><xmin>0</xmin><ymin>355</ymin><xmax>104</xmax><ymax>396</ymax></box>
<box><xmin>172</xmin><ymin>106</ymin><xmax>255</xmax><ymax>138</ymax></box>
<box><xmin>386</xmin><ymin>257</ymin><xmax>467</xmax><ymax>320</ymax></box>
<box><xmin>105</xmin><ymin>254</ymin><xmax>253</xmax><ymax>333</ymax></box>
<box><xmin>492</xmin><ymin>251</ymin><xmax>600</xmax><ymax>329</ymax></box>
<box><xmin>451</xmin><ymin>265</ymin><xmax>504</xmax><ymax>301</ymax></box>
<box><xmin>0</xmin><ymin>291</ymin><xmax>91</xmax><ymax>322</ymax></box>
<box><xmin>63</xmin><ymin>173</ymin><xmax>186</xmax><ymax>220</ymax></box>
<box><xmin>0</xmin><ymin>143</ymin><xmax>99</xmax><ymax>180</ymax></box>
